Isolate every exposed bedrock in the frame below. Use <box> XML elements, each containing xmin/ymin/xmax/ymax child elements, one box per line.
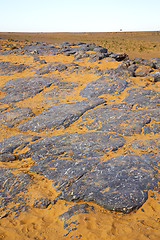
<box><xmin>79</xmin><ymin>76</ymin><xmax>127</xmax><ymax>98</ymax></box>
<box><xmin>0</xmin><ymin>76</ymin><xmax>59</xmax><ymax>103</ymax></box>
<box><xmin>18</xmin><ymin>98</ymin><xmax>106</xmax><ymax>132</ymax></box>
<box><xmin>57</xmin><ymin>155</ymin><xmax>158</xmax><ymax>213</ymax></box>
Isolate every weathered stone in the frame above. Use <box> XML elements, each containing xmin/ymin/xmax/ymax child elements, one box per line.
<box><xmin>0</xmin><ymin>61</ymin><xmax>29</xmax><ymax>75</ymax></box>
<box><xmin>122</xmin><ymin>88</ymin><xmax>160</xmax><ymax>109</ymax></box>
<box><xmin>18</xmin><ymin>98</ymin><xmax>106</xmax><ymax>132</ymax></box>
<box><xmin>104</xmin><ymin>67</ymin><xmax>130</xmax><ymax>78</ymax></box>
<box><xmin>131</xmin><ymin>138</ymin><xmax>160</xmax><ymax>151</ymax></box>
<box><xmin>0</xmin><ymin>62</ymin><xmax>29</xmax><ymax>75</ymax></box>
<box><xmin>150</xmin><ymin>71</ymin><xmax>160</xmax><ymax>82</ymax></box>
<box><xmin>23</xmin><ymin>132</ymin><xmax>125</xmax><ymax>191</ymax></box>
<box><xmin>150</xmin><ymin>58</ymin><xmax>160</xmax><ymax>69</ymax></box>
<box><xmin>40</xmin><ymin>59</ymin><xmax>47</xmax><ymax>64</ymax></box>
<box><xmin>50</xmin><ymin>64</ymin><xmax>67</xmax><ymax>72</ymax></box>
<box><xmin>0</xmin><ymin>134</ymin><xmax>41</xmax><ymax>162</ymax></box>
<box><xmin>110</xmin><ymin>53</ymin><xmax>128</xmax><ymax>61</ymax></box>
<box><xmin>74</xmin><ymin>50</ymin><xmax>89</xmax><ymax>60</ymax></box>
<box><xmin>143</xmin><ymin>123</ymin><xmax>160</xmax><ymax>135</ymax></box>
<box><xmin>31</xmin><ymin>157</ymin><xmax>100</xmax><ymax>192</ymax></box>
<box><xmin>0</xmin><ymin>107</ymin><xmax>34</xmax><ymax>127</ymax></box>
<box><xmin>79</xmin><ymin>106</ymin><xmax>160</xmax><ymax>136</ymax></box>
<box><xmin>42</xmin><ymin>81</ymin><xmax>79</xmax><ymax>104</ymax></box>
<box><xmin>0</xmin><ymin>167</ymin><xmax>32</xmax><ymax>216</ymax></box>
<box><xmin>80</xmin><ymin>76</ymin><xmax>127</xmax><ymax>98</ymax></box>
<box><xmin>135</xmin><ymin>65</ymin><xmax>153</xmax><ymax>77</ymax></box>
<box><xmin>33</xmin><ymin>198</ymin><xmax>51</xmax><ymax>209</ymax></box>
<box><xmin>93</xmin><ymin>47</ymin><xmax>108</xmax><ymax>53</ymax></box>
<box><xmin>0</xmin><ymin>76</ymin><xmax>57</xmax><ymax>103</ymax></box>
<box><xmin>34</xmin><ymin>66</ymin><xmax>50</xmax><ymax>75</ymax></box>
<box><xmin>89</xmin><ymin>52</ymin><xmax>109</xmax><ymax>62</ymax></box>
<box><xmin>57</xmin><ymin>155</ymin><xmax>158</xmax><ymax>213</ymax></box>
<box><xmin>59</xmin><ymin>203</ymin><xmax>92</xmax><ymax>237</ymax></box>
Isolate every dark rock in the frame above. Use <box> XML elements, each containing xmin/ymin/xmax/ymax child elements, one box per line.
<box><xmin>26</xmin><ymin>132</ymin><xmax>125</xmax><ymax>162</ymax></box>
<box><xmin>150</xmin><ymin>71</ymin><xmax>160</xmax><ymax>82</ymax></box>
<box><xmin>31</xmin><ymin>157</ymin><xmax>100</xmax><ymax>192</ymax></box>
<box><xmin>42</xmin><ymin>81</ymin><xmax>79</xmax><ymax>104</ymax></box>
<box><xmin>0</xmin><ymin>107</ymin><xmax>34</xmax><ymax>127</ymax></box>
<box><xmin>110</xmin><ymin>53</ymin><xmax>128</xmax><ymax>61</ymax></box>
<box><xmin>33</xmin><ymin>198</ymin><xmax>51</xmax><ymax>209</ymax></box>
<box><xmin>0</xmin><ymin>134</ymin><xmax>41</xmax><ymax>162</ymax></box>
<box><xmin>79</xmin><ymin>106</ymin><xmax>160</xmax><ymax>136</ymax></box>
<box><xmin>34</xmin><ymin>66</ymin><xmax>50</xmax><ymax>75</ymax></box>
<box><xmin>35</xmin><ymin>63</ymin><xmax>67</xmax><ymax>75</ymax></box>
<box><xmin>89</xmin><ymin>52</ymin><xmax>109</xmax><ymax>62</ymax></box>
<box><xmin>50</xmin><ymin>64</ymin><xmax>67</xmax><ymax>72</ymax></box>
<box><xmin>133</xmin><ymin>58</ymin><xmax>156</xmax><ymax>68</ymax></box>
<box><xmin>57</xmin><ymin>155</ymin><xmax>158</xmax><ymax>213</ymax></box>
<box><xmin>93</xmin><ymin>47</ymin><xmax>108</xmax><ymax>53</ymax></box>
<box><xmin>0</xmin><ymin>76</ymin><xmax>57</xmax><ymax>104</ymax></box>
<box><xmin>0</xmin><ymin>61</ymin><xmax>29</xmax><ymax>75</ymax></box>
<box><xmin>134</xmin><ymin>65</ymin><xmax>153</xmax><ymax>77</ymax></box>
<box><xmin>80</xmin><ymin>76</ymin><xmax>127</xmax><ymax>98</ymax></box>
<box><xmin>0</xmin><ymin>167</ymin><xmax>32</xmax><ymax>216</ymax></box>
<box><xmin>150</xmin><ymin>58</ymin><xmax>160</xmax><ymax>69</ymax></box>
<box><xmin>131</xmin><ymin>138</ymin><xmax>160</xmax><ymax>151</ymax></box>
<box><xmin>128</xmin><ymin>65</ymin><xmax>137</xmax><ymax>76</ymax></box>
<box><xmin>117</xmin><ymin>60</ymin><xmax>132</xmax><ymax>69</ymax></box>
<box><xmin>18</xmin><ymin>98</ymin><xmax>106</xmax><ymax>132</ymax></box>
<box><xmin>40</xmin><ymin>59</ymin><xmax>47</xmax><ymax>64</ymax></box>
<box><xmin>59</xmin><ymin>204</ymin><xmax>91</xmax><ymax>238</ymax></box>
<box><xmin>24</xmin><ymin>131</ymin><xmax>125</xmax><ymax>191</ymax></box>
<box><xmin>104</xmin><ymin>67</ymin><xmax>130</xmax><ymax>78</ymax></box>
<box><xmin>0</xmin><ymin>153</ymin><xmax>16</xmax><ymax>162</ymax></box>
<box><xmin>122</xmin><ymin>88</ymin><xmax>160</xmax><ymax>109</ymax></box>
<box><xmin>74</xmin><ymin>50</ymin><xmax>89</xmax><ymax>60</ymax></box>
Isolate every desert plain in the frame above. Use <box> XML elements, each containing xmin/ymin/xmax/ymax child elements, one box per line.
<box><xmin>0</xmin><ymin>32</ymin><xmax>159</xmax><ymax>240</ymax></box>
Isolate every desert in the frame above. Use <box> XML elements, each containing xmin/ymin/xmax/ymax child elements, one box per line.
<box><xmin>0</xmin><ymin>32</ymin><xmax>160</xmax><ymax>240</ymax></box>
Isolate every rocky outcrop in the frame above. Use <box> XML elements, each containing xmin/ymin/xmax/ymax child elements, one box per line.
<box><xmin>0</xmin><ymin>39</ymin><xmax>159</xmax><ymax>219</ymax></box>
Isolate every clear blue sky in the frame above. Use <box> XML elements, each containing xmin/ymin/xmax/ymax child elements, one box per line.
<box><xmin>1</xmin><ymin>0</ymin><xmax>160</xmax><ymax>32</ymax></box>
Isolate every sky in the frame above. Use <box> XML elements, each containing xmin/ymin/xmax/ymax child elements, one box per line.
<box><xmin>0</xmin><ymin>0</ymin><xmax>160</xmax><ymax>32</ymax></box>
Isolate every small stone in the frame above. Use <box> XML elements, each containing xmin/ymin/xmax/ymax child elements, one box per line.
<box><xmin>40</xmin><ymin>59</ymin><xmax>47</xmax><ymax>64</ymax></box>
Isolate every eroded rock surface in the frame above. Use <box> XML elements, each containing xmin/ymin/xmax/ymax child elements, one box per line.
<box><xmin>0</xmin><ymin>76</ymin><xmax>58</xmax><ymax>103</ymax></box>
<box><xmin>57</xmin><ymin>155</ymin><xmax>158</xmax><ymax>213</ymax></box>
<box><xmin>0</xmin><ymin>107</ymin><xmax>34</xmax><ymax>127</ymax></box>
<box><xmin>24</xmin><ymin>132</ymin><xmax>125</xmax><ymax>192</ymax></box>
<box><xmin>0</xmin><ymin>167</ymin><xmax>32</xmax><ymax>216</ymax></box>
<box><xmin>0</xmin><ymin>134</ymin><xmax>41</xmax><ymax>162</ymax></box>
<box><xmin>0</xmin><ymin>38</ymin><xmax>160</xmax><ymax>220</ymax></box>
<box><xmin>0</xmin><ymin>61</ymin><xmax>29</xmax><ymax>75</ymax></box>
<box><xmin>79</xmin><ymin>106</ymin><xmax>160</xmax><ymax>136</ymax></box>
<box><xmin>80</xmin><ymin>76</ymin><xmax>127</xmax><ymax>98</ymax></box>
<box><xmin>18</xmin><ymin>98</ymin><xmax>106</xmax><ymax>132</ymax></box>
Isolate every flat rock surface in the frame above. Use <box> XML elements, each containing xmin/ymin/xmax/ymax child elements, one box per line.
<box><xmin>18</xmin><ymin>98</ymin><xmax>106</xmax><ymax>132</ymax></box>
<box><xmin>57</xmin><ymin>155</ymin><xmax>158</xmax><ymax>213</ymax></box>
<box><xmin>0</xmin><ymin>76</ymin><xmax>57</xmax><ymax>104</ymax></box>
<box><xmin>0</xmin><ymin>38</ymin><xmax>160</xmax><ymax>239</ymax></box>
<box><xmin>80</xmin><ymin>76</ymin><xmax>127</xmax><ymax>98</ymax></box>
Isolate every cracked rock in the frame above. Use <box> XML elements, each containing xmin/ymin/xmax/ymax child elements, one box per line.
<box><xmin>57</xmin><ymin>155</ymin><xmax>158</xmax><ymax>213</ymax></box>
<box><xmin>18</xmin><ymin>98</ymin><xmax>106</xmax><ymax>132</ymax></box>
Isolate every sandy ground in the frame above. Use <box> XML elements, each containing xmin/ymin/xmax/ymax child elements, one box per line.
<box><xmin>0</xmin><ymin>37</ymin><xmax>160</xmax><ymax>240</ymax></box>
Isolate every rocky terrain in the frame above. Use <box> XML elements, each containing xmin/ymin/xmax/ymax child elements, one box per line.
<box><xmin>0</xmin><ymin>38</ymin><xmax>159</xmax><ymax>240</ymax></box>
